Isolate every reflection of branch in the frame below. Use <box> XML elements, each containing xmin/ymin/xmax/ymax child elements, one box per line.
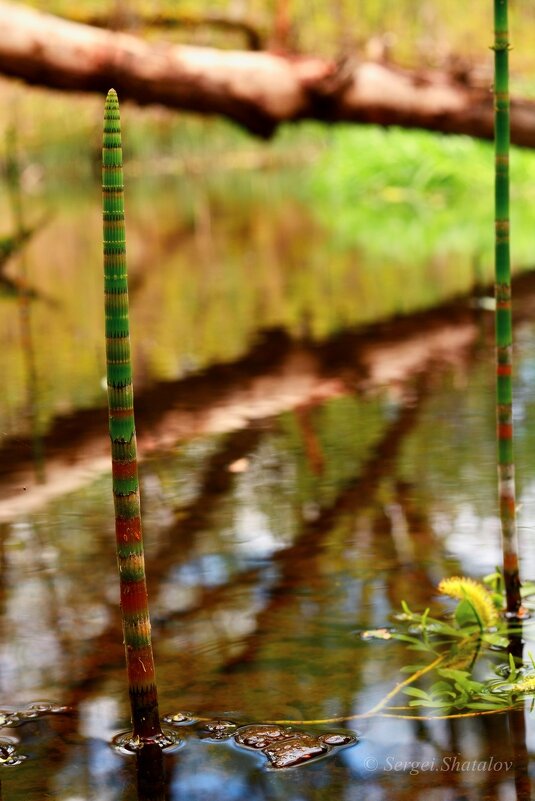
<box><xmin>161</xmin><ymin>388</ymin><xmax>431</xmax><ymax>644</ymax></box>
<box><xmin>0</xmin><ymin>282</ymin><xmax>490</xmax><ymax>507</ymax></box>
<box><xmin>61</xmin><ymin>424</ymin><xmax>267</xmax><ymax>709</ymax></box>
<box><xmin>293</xmin><ymin>405</ymin><xmax>325</xmax><ymax>476</ymax></box>
<box><xmin>271</xmin><ymin>654</ymin><xmax>446</xmax><ymax>725</ymax></box>
<box><xmin>6</xmin><ymin>124</ymin><xmax>47</xmax><ymax>483</ymax></box>
<box><xmin>217</xmin><ymin>380</ymin><xmax>431</xmax><ymax>688</ymax></box>
<box><xmin>0</xmin><ymin>217</ymin><xmax>49</xmax><ymax>297</ymax></box>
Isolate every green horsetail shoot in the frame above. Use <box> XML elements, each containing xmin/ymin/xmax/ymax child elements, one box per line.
<box><xmin>103</xmin><ymin>89</ymin><xmax>165</xmax><ymax>744</ymax></box>
<box><xmin>493</xmin><ymin>0</ymin><xmax>522</xmax><ymax>616</ymax></box>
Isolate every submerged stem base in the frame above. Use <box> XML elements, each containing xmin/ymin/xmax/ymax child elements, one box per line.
<box><xmin>111</xmin><ymin>728</ymin><xmax>183</xmax><ymax>755</ymax></box>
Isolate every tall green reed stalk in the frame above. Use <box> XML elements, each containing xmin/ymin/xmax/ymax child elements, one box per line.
<box><xmin>493</xmin><ymin>0</ymin><xmax>521</xmax><ymax>615</ymax></box>
<box><xmin>102</xmin><ymin>89</ymin><xmax>163</xmax><ymax>740</ymax></box>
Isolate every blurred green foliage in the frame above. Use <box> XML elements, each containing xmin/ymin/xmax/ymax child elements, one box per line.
<box><xmin>308</xmin><ymin>125</ymin><xmax>535</xmax><ymax>273</ymax></box>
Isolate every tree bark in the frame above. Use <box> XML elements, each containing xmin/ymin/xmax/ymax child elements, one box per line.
<box><xmin>70</xmin><ymin>9</ymin><xmax>264</xmax><ymax>51</ymax></box>
<box><xmin>1</xmin><ymin>1</ymin><xmax>535</xmax><ymax>145</ymax></box>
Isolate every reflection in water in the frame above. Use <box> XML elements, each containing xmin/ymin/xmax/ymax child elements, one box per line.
<box><xmin>0</xmin><ymin>288</ymin><xmax>535</xmax><ymax>795</ymax></box>
<box><xmin>3</xmin><ymin>137</ymin><xmax>535</xmax><ymax>446</ymax></box>
<box><xmin>1</xmin><ymin>94</ymin><xmax>535</xmax><ymax>796</ymax></box>
<box><xmin>507</xmin><ymin>626</ymin><xmax>532</xmax><ymax>801</ymax></box>
<box><xmin>5</xmin><ymin>121</ymin><xmax>46</xmax><ymax>485</ymax></box>
<box><xmin>136</xmin><ymin>744</ymin><xmax>165</xmax><ymax>801</ymax></box>
<box><xmin>510</xmin><ymin>707</ymin><xmax>531</xmax><ymax>801</ymax></box>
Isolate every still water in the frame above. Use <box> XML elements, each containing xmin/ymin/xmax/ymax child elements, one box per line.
<box><xmin>1</xmin><ymin>114</ymin><xmax>535</xmax><ymax>797</ymax></box>
<box><xmin>0</xmin><ymin>281</ymin><xmax>535</xmax><ymax>798</ymax></box>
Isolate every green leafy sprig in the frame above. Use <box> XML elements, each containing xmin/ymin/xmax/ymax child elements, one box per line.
<box><xmin>382</xmin><ymin>576</ymin><xmax>535</xmax><ymax>715</ymax></box>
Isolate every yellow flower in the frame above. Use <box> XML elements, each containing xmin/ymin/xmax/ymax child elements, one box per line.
<box><xmin>438</xmin><ymin>576</ymin><xmax>499</xmax><ymax>628</ymax></box>
<box><xmin>510</xmin><ymin>675</ymin><xmax>535</xmax><ymax>693</ymax></box>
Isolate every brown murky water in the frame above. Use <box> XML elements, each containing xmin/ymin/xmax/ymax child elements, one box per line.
<box><xmin>1</xmin><ymin>165</ymin><xmax>535</xmax><ymax>798</ymax></box>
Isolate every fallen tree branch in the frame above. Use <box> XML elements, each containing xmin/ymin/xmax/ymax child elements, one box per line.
<box><xmin>68</xmin><ymin>9</ymin><xmax>265</xmax><ymax>51</ymax></box>
<box><xmin>1</xmin><ymin>1</ymin><xmax>535</xmax><ymax>144</ymax></box>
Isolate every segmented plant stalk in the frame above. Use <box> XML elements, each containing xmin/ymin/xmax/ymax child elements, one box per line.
<box><xmin>494</xmin><ymin>0</ymin><xmax>521</xmax><ymax>615</ymax></box>
<box><xmin>103</xmin><ymin>89</ymin><xmax>162</xmax><ymax>739</ymax></box>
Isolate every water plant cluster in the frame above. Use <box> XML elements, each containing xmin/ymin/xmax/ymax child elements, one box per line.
<box><xmin>361</xmin><ymin>0</ymin><xmax>535</xmax><ymax>724</ymax></box>
<box><xmin>379</xmin><ymin>575</ymin><xmax>535</xmax><ymax>717</ymax></box>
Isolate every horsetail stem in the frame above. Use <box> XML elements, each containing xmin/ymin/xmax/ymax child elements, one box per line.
<box><xmin>493</xmin><ymin>0</ymin><xmax>521</xmax><ymax>615</ymax></box>
<box><xmin>103</xmin><ymin>89</ymin><xmax>162</xmax><ymax>739</ymax></box>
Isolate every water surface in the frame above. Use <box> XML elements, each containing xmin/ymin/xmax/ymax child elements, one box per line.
<box><xmin>0</xmin><ymin>288</ymin><xmax>534</xmax><ymax>799</ymax></box>
<box><xmin>1</xmin><ymin>96</ymin><xmax>535</xmax><ymax>798</ymax></box>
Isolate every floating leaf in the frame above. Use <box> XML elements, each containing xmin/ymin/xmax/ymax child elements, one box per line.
<box><xmin>454</xmin><ymin>598</ymin><xmax>480</xmax><ymax>629</ymax></box>
<box><xmin>402</xmin><ymin>687</ymin><xmax>431</xmax><ymax>700</ymax></box>
<box><xmin>481</xmin><ymin>632</ymin><xmax>509</xmax><ymax>648</ymax></box>
<box><xmin>360</xmin><ymin>628</ymin><xmax>393</xmax><ymax>641</ymax></box>
<box><xmin>465</xmin><ymin>701</ymin><xmax>511</xmax><ymax>710</ymax></box>
<box><xmin>429</xmin><ymin>681</ymin><xmax>457</xmax><ymax>698</ymax></box>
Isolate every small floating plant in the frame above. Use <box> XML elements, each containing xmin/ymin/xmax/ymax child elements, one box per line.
<box><xmin>353</xmin><ymin>575</ymin><xmax>535</xmax><ymax>720</ymax></box>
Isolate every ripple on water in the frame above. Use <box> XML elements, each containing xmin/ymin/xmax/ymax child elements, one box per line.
<box><xmin>232</xmin><ymin>723</ymin><xmax>357</xmax><ymax>770</ymax></box>
<box><xmin>113</xmin><ymin>713</ymin><xmax>358</xmax><ymax>769</ymax></box>
<box><xmin>0</xmin><ymin>701</ymin><xmax>71</xmax><ymax>729</ymax></box>
<box><xmin>0</xmin><ymin>739</ymin><xmax>26</xmax><ymax>767</ymax></box>
<box><xmin>198</xmin><ymin>718</ymin><xmax>239</xmax><ymax>740</ymax></box>
<box><xmin>111</xmin><ymin>728</ymin><xmax>183</xmax><ymax>755</ymax></box>
<box><xmin>234</xmin><ymin>724</ymin><xmax>295</xmax><ymax>750</ymax></box>
<box><xmin>162</xmin><ymin>711</ymin><xmax>197</xmax><ymax>726</ymax></box>
<box><xmin>262</xmin><ymin>735</ymin><xmax>327</xmax><ymax>769</ymax></box>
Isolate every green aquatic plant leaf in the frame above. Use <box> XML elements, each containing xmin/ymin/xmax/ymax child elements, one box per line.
<box><xmin>481</xmin><ymin>632</ymin><xmax>509</xmax><ymax>648</ymax></box>
<box><xmin>402</xmin><ymin>687</ymin><xmax>432</xmax><ymax>700</ymax></box>
<box><xmin>454</xmin><ymin>598</ymin><xmax>481</xmax><ymax>629</ymax></box>
<box><xmin>437</xmin><ymin>669</ymin><xmax>484</xmax><ymax>693</ymax></box>
<box><xmin>465</xmin><ymin>700</ymin><xmax>512</xmax><ymax>710</ymax></box>
<box><xmin>384</xmin><ymin>574</ymin><xmax>535</xmax><ymax>716</ymax></box>
<box><xmin>508</xmin><ymin>652</ymin><xmax>518</xmax><ymax>681</ymax></box>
